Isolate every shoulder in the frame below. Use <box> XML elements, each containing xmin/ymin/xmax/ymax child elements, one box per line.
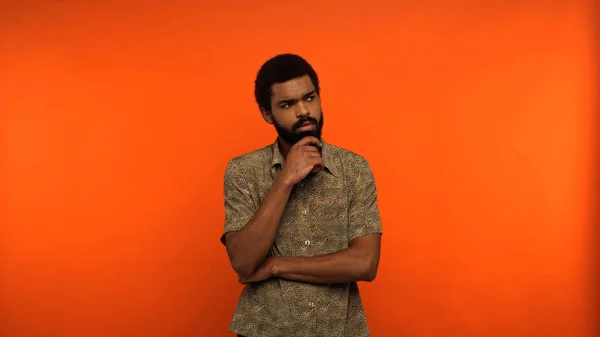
<box><xmin>224</xmin><ymin>145</ymin><xmax>272</xmax><ymax>181</ymax></box>
<box><xmin>325</xmin><ymin>143</ymin><xmax>379</xmax><ymax>196</ymax></box>
<box><xmin>325</xmin><ymin>142</ymin><xmax>373</xmax><ymax>173</ymax></box>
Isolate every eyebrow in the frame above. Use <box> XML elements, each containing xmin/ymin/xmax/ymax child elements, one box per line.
<box><xmin>276</xmin><ymin>90</ymin><xmax>316</xmax><ymax>106</ymax></box>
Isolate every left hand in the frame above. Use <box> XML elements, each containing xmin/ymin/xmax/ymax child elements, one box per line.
<box><xmin>239</xmin><ymin>257</ymin><xmax>277</xmax><ymax>284</ymax></box>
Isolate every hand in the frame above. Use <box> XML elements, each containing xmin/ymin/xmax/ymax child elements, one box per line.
<box><xmin>279</xmin><ymin>136</ymin><xmax>324</xmax><ymax>186</ymax></box>
<box><xmin>239</xmin><ymin>257</ymin><xmax>277</xmax><ymax>284</ymax></box>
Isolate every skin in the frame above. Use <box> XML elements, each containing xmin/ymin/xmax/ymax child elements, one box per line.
<box><xmin>225</xmin><ymin>75</ymin><xmax>381</xmax><ymax>284</ymax></box>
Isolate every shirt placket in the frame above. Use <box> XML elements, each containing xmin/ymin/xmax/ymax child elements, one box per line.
<box><xmin>296</xmin><ymin>185</ymin><xmax>318</xmax><ymax>337</ymax></box>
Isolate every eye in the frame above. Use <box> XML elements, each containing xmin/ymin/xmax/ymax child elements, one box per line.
<box><xmin>281</xmin><ymin>103</ymin><xmax>291</xmax><ymax>109</ymax></box>
<box><xmin>306</xmin><ymin>95</ymin><xmax>315</xmax><ymax>101</ymax></box>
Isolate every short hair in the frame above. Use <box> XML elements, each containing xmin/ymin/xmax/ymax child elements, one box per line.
<box><xmin>254</xmin><ymin>53</ymin><xmax>320</xmax><ymax>113</ymax></box>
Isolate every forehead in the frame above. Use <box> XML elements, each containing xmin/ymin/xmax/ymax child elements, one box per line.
<box><xmin>271</xmin><ymin>75</ymin><xmax>315</xmax><ymax>100</ymax></box>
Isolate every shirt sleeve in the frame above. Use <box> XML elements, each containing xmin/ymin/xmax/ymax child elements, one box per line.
<box><xmin>220</xmin><ymin>159</ymin><xmax>257</xmax><ymax>245</ymax></box>
<box><xmin>347</xmin><ymin>156</ymin><xmax>383</xmax><ymax>242</ymax></box>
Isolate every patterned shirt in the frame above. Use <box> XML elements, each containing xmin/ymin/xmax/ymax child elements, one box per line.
<box><xmin>221</xmin><ymin>138</ymin><xmax>383</xmax><ymax>337</ymax></box>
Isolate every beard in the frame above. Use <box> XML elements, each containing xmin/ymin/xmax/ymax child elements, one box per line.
<box><xmin>273</xmin><ymin>113</ymin><xmax>324</xmax><ymax>146</ymax></box>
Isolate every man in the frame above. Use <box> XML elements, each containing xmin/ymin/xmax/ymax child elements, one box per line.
<box><xmin>220</xmin><ymin>53</ymin><xmax>383</xmax><ymax>337</ymax></box>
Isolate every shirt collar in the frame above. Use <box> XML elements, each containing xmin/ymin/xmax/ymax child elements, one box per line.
<box><xmin>270</xmin><ymin>138</ymin><xmax>340</xmax><ymax>177</ymax></box>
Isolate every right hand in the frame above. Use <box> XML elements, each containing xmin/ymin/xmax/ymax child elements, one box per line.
<box><xmin>279</xmin><ymin>136</ymin><xmax>324</xmax><ymax>186</ymax></box>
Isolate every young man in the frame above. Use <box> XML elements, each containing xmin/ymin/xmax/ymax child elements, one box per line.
<box><xmin>221</xmin><ymin>53</ymin><xmax>383</xmax><ymax>337</ymax></box>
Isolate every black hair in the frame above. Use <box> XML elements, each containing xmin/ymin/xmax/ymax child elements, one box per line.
<box><xmin>254</xmin><ymin>53</ymin><xmax>320</xmax><ymax>113</ymax></box>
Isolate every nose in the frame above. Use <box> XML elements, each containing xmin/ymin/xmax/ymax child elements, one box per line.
<box><xmin>296</xmin><ymin>101</ymin><xmax>310</xmax><ymax>118</ymax></box>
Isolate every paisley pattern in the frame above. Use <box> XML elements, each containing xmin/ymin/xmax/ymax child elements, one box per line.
<box><xmin>221</xmin><ymin>139</ymin><xmax>383</xmax><ymax>337</ymax></box>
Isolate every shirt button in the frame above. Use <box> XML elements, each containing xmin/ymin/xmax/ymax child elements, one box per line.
<box><xmin>304</xmin><ymin>240</ymin><xmax>311</xmax><ymax>246</ymax></box>
<box><xmin>301</xmin><ymin>209</ymin><xmax>308</xmax><ymax>215</ymax></box>
<box><xmin>308</xmin><ymin>302</ymin><xmax>315</xmax><ymax>308</ymax></box>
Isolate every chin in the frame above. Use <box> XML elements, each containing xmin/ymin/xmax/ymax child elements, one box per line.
<box><xmin>297</xmin><ymin>131</ymin><xmax>321</xmax><ymax>139</ymax></box>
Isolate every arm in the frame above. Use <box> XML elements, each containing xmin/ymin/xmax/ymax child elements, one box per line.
<box><xmin>272</xmin><ymin>233</ymin><xmax>381</xmax><ymax>284</ymax></box>
<box><xmin>224</xmin><ymin>174</ymin><xmax>293</xmax><ymax>279</ymax></box>
<box><xmin>240</xmin><ymin>155</ymin><xmax>383</xmax><ymax>285</ymax></box>
<box><xmin>223</xmin><ymin>137</ymin><xmax>324</xmax><ymax>279</ymax></box>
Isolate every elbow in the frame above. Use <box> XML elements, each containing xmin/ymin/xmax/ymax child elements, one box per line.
<box><xmin>236</xmin><ymin>269</ymin><xmax>254</xmax><ymax>281</ymax></box>
<box><xmin>231</xmin><ymin>258</ymin><xmax>255</xmax><ymax>280</ymax></box>
<box><xmin>226</xmin><ymin>242</ymin><xmax>255</xmax><ymax>280</ymax></box>
<box><xmin>363</xmin><ymin>266</ymin><xmax>378</xmax><ymax>282</ymax></box>
<box><xmin>360</xmin><ymin>256</ymin><xmax>379</xmax><ymax>282</ymax></box>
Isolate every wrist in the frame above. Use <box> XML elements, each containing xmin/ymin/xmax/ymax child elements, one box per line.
<box><xmin>274</xmin><ymin>173</ymin><xmax>295</xmax><ymax>191</ymax></box>
<box><xmin>269</xmin><ymin>256</ymin><xmax>284</xmax><ymax>278</ymax></box>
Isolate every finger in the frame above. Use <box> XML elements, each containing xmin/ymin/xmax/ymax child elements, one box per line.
<box><xmin>302</xmin><ymin>146</ymin><xmax>320</xmax><ymax>153</ymax></box>
<box><xmin>296</xmin><ymin>136</ymin><xmax>322</xmax><ymax>148</ymax></box>
<box><xmin>310</xmin><ymin>157</ymin><xmax>325</xmax><ymax>167</ymax></box>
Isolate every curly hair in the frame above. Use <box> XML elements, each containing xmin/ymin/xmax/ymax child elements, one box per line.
<box><xmin>254</xmin><ymin>53</ymin><xmax>320</xmax><ymax>113</ymax></box>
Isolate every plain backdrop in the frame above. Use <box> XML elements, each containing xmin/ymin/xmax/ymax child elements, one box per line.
<box><xmin>0</xmin><ymin>1</ymin><xmax>597</xmax><ymax>336</ymax></box>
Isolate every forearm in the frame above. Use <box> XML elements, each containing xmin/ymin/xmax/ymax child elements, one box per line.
<box><xmin>272</xmin><ymin>245</ymin><xmax>378</xmax><ymax>284</ymax></box>
<box><xmin>226</xmin><ymin>175</ymin><xmax>293</xmax><ymax>278</ymax></box>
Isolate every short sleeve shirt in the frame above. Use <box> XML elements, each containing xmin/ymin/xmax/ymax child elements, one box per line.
<box><xmin>221</xmin><ymin>139</ymin><xmax>383</xmax><ymax>337</ymax></box>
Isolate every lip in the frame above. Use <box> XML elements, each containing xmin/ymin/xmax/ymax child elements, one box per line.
<box><xmin>297</xmin><ymin>123</ymin><xmax>315</xmax><ymax>132</ymax></box>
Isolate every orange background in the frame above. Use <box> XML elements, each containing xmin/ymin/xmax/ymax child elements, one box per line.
<box><xmin>0</xmin><ymin>1</ymin><xmax>597</xmax><ymax>336</ymax></box>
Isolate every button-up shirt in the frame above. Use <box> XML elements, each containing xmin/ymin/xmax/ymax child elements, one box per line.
<box><xmin>221</xmin><ymin>138</ymin><xmax>383</xmax><ymax>337</ymax></box>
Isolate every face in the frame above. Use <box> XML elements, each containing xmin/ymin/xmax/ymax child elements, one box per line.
<box><xmin>262</xmin><ymin>75</ymin><xmax>323</xmax><ymax>146</ymax></box>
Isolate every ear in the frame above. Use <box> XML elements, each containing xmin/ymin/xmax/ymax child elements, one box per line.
<box><xmin>261</xmin><ymin>108</ymin><xmax>274</xmax><ymax>124</ymax></box>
